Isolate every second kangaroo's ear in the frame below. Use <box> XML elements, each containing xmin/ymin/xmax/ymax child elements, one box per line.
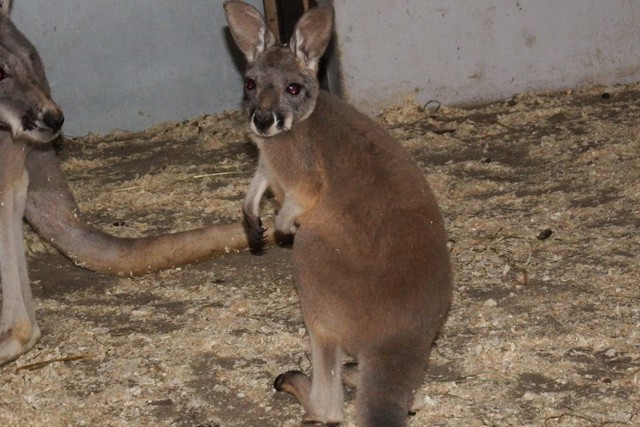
<box><xmin>289</xmin><ymin>5</ymin><xmax>334</xmax><ymax>73</ymax></box>
<box><xmin>0</xmin><ymin>0</ymin><xmax>12</xmax><ymax>16</ymax></box>
<box><xmin>224</xmin><ymin>0</ymin><xmax>276</xmax><ymax>64</ymax></box>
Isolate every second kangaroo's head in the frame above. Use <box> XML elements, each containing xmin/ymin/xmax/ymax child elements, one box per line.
<box><xmin>224</xmin><ymin>1</ymin><xmax>333</xmax><ymax>138</ymax></box>
<box><xmin>0</xmin><ymin>5</ymin><xmax>64</xmax><ymax>144</ymax></box>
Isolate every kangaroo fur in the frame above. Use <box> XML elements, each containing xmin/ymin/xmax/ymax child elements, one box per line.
<box><xmin>224</xmin><ymin>2</ymin><xmax>453</xmax><ymax>425</ymax></box>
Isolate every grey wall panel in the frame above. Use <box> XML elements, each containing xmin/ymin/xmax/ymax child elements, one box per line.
<box><xmin>332</xmin><ymin>0</ymin><xmax>640</xmax><ymax>114</ymax></box>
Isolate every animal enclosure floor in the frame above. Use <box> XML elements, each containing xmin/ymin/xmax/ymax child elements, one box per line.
<box><xmin>2</xmin><ymin>84</ymin><xmax>639</xmax><ymax>426</ymax></box>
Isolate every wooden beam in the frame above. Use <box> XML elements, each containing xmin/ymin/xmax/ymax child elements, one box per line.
<box><xmin>263</xmin><ymin>0</ymin><xmax>314</xmax><ymax>45</ymax></box>
<box><xmin>263</xmin><ymin>0</ymin><xmax>281</xmax><ymax>44</ymax></box>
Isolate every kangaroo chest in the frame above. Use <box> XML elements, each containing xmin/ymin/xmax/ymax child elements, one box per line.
<box><xmin>257</xmin><ymin>132</ymin><xmax>323</xmax><ymax>204</ymax></box>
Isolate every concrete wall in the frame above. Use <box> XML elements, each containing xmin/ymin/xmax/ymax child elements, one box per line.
<box><xmin>10</xmin><ymin>0</ymin><xmax>261</xmax><ymax>136</ymax></box>
<box><xmin>332</xmin><ymin>0</ymin><xmax>640</xmax><ymax>114</ymax></box>
<box><xmin>10</xmin><ymin>0</ymin><xmax>640</xmax><ymax>135</ymax></box>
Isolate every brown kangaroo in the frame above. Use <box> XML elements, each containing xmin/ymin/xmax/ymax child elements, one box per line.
<box><xmin>224</xmin><ymin>2</ymin><xmax>453</xmax><ymax>425</ymax></box>
<box><xmin>0</xmin><ymin>1</ymin><xmax>273</xmax><ymax>365</ymax></box>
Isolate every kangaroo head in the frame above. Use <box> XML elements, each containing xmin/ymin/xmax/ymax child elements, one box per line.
<box><xmin>0</xmin><ymin>3</ymin><xmax>64</xmax><ymax>144</ymax></box>
<box><xmin>224</xmin><ymin>1</ymin><xmax>333</xmax><ymax>138</ymax></box>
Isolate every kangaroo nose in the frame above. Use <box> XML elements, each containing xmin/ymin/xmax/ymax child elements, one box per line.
<box><xmin>43</xmin><ymin>109</ymin><xmax>64</xmax><ymax>132</ymax></box>
<box><xmin>253</xmin><ymin>111</ymin><xmax>274</xmax><ymax>132</ymax></box>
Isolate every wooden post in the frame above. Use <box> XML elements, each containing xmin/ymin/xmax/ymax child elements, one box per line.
<box><xmin>263</xmin><ymin>0</ymin><xmax>281</xmax><ymax>44</ymax></box>
<box><xmin>263</xmin><ymin>0</ymin><xmax>314</xmax><ymax>45</ymax></box>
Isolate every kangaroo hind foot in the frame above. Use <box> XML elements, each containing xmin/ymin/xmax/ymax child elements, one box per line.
<box><xmin>0</xmin><ymin>320</ymin><xmax>41</xmax><ymax>365</ymax></box>
<box><xmin>274</xmin><ymin>371</ymin><xmax>343</xmax><ymax>426</ymax></box>
<box><xmin>274</xmin><ymin>335</ymin><xmax>345</xmax><ymax>425</ymax></box>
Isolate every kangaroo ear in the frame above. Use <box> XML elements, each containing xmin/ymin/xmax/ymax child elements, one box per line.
<box><xmin>289</xmin><ymin>5</ymin><xmax>334</xmax><ymax>73</ymax></box>
<box><xmin>0</xmin><ymin>0</ymin><xmax>12</xmax><ymax>16</ymax></box>
<box><xmin>224</xmin><ymin>1</ymin><xmax>275</xmax><ymax>65</ymax></box>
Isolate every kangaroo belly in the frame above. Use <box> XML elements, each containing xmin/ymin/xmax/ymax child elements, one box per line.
<box><xmin>292</xmin><ymin>218</ymin><xmax>450</xmax><ymax>353</ymax></box>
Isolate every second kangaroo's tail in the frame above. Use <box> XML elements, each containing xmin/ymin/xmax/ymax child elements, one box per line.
<box><xmin>24</xmin><ymin>146</ymin><xmax>274</xmax><ymax>276</ymax></box>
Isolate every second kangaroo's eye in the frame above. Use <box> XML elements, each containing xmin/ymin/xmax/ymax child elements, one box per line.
<box><xmin>245</xmin><ymin>78</ymin><xmax>256</xmax><ymax>91</ymax></box>
<box><xmin>286</xmin><ymin>83</ymin><xmax>302</xmax><ymax>96</ymax></box>
<box><xmin>0</xmin><ymin>68</ymin><xmax>7</xmax><ymax>81</ymax></box>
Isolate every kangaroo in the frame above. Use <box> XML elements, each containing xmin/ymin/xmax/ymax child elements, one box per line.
<box><xmin>224</xmin><ymin>2</ymin><xmax>453</xmax><ymax>425</ymax></box>
<box><xmin>0</xmin><ymin>1</ymin><xmax>274</xmax><ymax>366</ymax></box>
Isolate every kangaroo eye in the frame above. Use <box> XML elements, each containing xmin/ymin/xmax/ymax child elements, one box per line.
<box><xmin>0</xmin><ymin>68</ymin><xmax>7</xmax><ymax>81</ymax></box>
<box><xmin>245</xmin><ymin>78</ymin><xmax>256</xmax><ymax>91</ymax></box>
<box><xmin>287</xmin><ymin>83</ymin><xmax>302</xmax><ymax>96</ymax></box>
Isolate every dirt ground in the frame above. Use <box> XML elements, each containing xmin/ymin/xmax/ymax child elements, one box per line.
<box><xmin>1</xmin><ymin>83</ymin><xmax>638</xmax><ymax>426</ymax></box>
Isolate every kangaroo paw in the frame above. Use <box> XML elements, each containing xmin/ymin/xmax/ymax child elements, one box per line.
<box><xmin>249</xmin><ymin>223</ymin><xmax>267</xmax><ymax>252</ymax></box>
<box><xmin>0</xmin><ymin>321</ymin><xmax>41</xmax><ymax>366</ymax></box>
<box><xmin>275</xmin><ymin>211</ymin><xmax>298</xmax><ymax>235</ymax></box>
<box><xmin>243</xmin><ymin>214</ymin><xmax>266</xmax><ymax>252</ymax></box>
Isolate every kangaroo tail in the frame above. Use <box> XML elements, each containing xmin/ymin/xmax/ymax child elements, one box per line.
<box><xmin>24</xmin><ymin>145</ymin><xmax>275</xmax><ymax>276</ymax></box>
<box><xmin>356</xmin><ymin>345</ymin><xmax>427</xmax><ymax>427</ymax></box>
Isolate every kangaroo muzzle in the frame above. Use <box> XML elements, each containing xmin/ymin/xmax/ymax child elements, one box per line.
<box><xmin>19</xmin><ymin>101</ymin><xmax>64</xmax><ymax>143</ymax></box>
<box><xmin>42</xmin><ymin>108</ymin><xmax>65</xmax><ymax>133</ymax></box>
<box><xmin>250</xmin><ymin>109</ymin><xmax>287</xmax><ymax>137</ymax></box>
<box><xmin>253</xmin><ymin>110</ymin><xmax>275</xmax><ymax>132</ymax></box>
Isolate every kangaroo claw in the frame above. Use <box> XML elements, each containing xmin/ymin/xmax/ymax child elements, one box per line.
<box><xmin>243</xmin><ymin>214</ymin><xmax>266</xmax><ymax>252</ymax></box>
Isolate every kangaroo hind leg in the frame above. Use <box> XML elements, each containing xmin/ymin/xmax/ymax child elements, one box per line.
<box><xmin>0</xmin><ymin>144</ymin><xmax>40</xmax><ymax>365</ymax></box>
<box><xmin>275</xmin><ymin>332</ymin><xmax>344</xmax><ymax>425</ymax></box>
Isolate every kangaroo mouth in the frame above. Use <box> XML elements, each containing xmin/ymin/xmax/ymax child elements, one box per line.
<box><xmin>252</xmin><ymin>124</ymin><xmax>289</xmax><ymax>138</ymax></box>
<box><xmin>27</xmin><ymin>127</ymin><xmax>61</xmax><ymax>143</ymax></box>
<box><xmin>35</xmin><ymin>123</ymin><xmax>61</xmax><ymax>135</ymax></box>
<box><xmin>0</xmin><ymin>120</ymin><xmax>60</xmax><ymax>142</ymax></box>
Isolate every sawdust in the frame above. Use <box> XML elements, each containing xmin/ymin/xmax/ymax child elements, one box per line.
<box><xmin>1</xmin><ymin>83</ymin><xmax>639</xmax><ymax>426</ymax></box>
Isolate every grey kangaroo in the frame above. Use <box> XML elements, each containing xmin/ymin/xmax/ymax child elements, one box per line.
<box><xmin>0</xmin><ymin>1</ymin><xmax>273</xmax><ymax>365</ymax></box>
<box><xmin>224</xmin><ymin>2</ymin><xmax>453</xmax><ymax>425</ymax></box>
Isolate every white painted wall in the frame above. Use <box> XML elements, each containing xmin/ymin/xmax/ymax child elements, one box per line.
<box><xmin>9</xmin><ymin>1</ymin><xmax>640</xmax><ymax>135</ymax></box>
<box><xmin>332</xmin><ymin>0</ymin><xmax>640</xmax><ymax>113</ymax></box>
